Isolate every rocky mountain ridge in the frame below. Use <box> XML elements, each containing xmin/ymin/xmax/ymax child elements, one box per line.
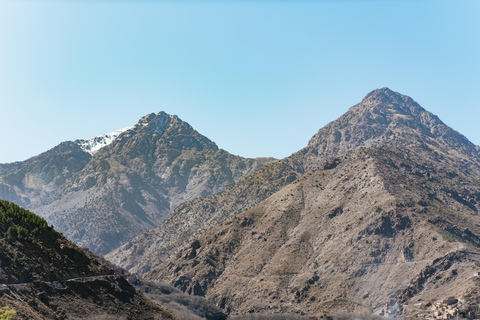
<box><xmin>2</xmin><ymin>88</ymin><xmax>480</xmax><ymax>318</ymax></box>
<box><xmin>0</xmin><ymin>142</ymin><xmax>92</xmax><ymax>209</ymax></box>
<box><xmin>74</xmin><ymin>126</ymin><xmax>132</xmax><ymax>154</ymax></box>
<box><xmin>108</xmin><ymin>88</ymin><xmax>480</xmax><ymax>274</ymax></box>
<box><xmin>0</xmin><ymin>112</ymin><xmax>273</xmax><ymax>254</ymax></box>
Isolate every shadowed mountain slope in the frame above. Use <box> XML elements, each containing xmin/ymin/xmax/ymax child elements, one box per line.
<box><xmin>146</xmin><ymin>147</ymin><xmax>480</xmax><ymax>316</ymax></box>
<box><xmin>108</xmin><ymin>88</ymin><xmax>480</xmax><ymax>274</ymax></box>
<box><xmin>0</xmin><ymin>200</ymin><xmax>174</xmax><ymax>320</ymax></box>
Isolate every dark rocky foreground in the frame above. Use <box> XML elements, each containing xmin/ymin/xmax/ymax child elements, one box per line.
<box><xmin>0</xmin><ymin>200</ymin><xmax>174</xmax><ymax>319</ymax></box>
<box><xmin>0</xmin><ymin>275</ymin><xmax>173</xmax><ymax>320</ymax></box>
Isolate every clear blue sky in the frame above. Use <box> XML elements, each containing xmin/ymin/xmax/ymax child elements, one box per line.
<box><xmin>1</xmin><ymin>0</ymin><xmax>479</xmax><ymax>163</ymax></box>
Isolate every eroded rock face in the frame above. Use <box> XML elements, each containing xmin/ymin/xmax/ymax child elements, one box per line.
<box><xmin>109</xmin><ymin>88</ymin><xmax>480</xmax><ymax>275</ymax></box>
<box><xmin>146</xmin><ymin>147</ymin><xmax>480</xmax><ymax>316</ymax></box>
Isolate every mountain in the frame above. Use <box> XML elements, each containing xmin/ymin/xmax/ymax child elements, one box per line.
<box><xmin>108</xmin><ymin>88</ymin><xmax>480</xmax><ymax>274</ymax></box>
<box><xmin>0</xmin><ymin>200</ymin><xmax>174</xmax><ymax>319</ymax></box>
<box><xmin>14</xmin><ymin>112</ymin><xmax>273</xmax><ymax>254</ymax></box>
<box><xmin>145</xmin><ymin>146</ymin><xmax>480</xmax><ymax>316</ymax></box>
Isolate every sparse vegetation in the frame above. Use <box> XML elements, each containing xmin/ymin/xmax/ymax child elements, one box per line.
<box><xmin>0</xmin><ymin>306</ymin><xmax>16</xmax><ymax>320</ymax></box>
<box><xmin>72</xmin><ymin>315</ymin><xmax>167</xmax><ymax>320</ymax></box>
<box><xmin>3</xmin><ymin>90</ymin><xmax>480</xmax><ymax>318</ymax></box>
<box><xmin>332</xmin><ymin>312</ymin><xmax>406</xmax><ymax>320</ymax></box>
<box><xmin>229</xmin><ymin>313</ymin><xmax>310</xmax><ymax>320</ymax></box>
<box><xmin>128</xmin><ymin>278</ymin><xmax>226</xmax><ymax>320</ymax></box>
<box><xmin>436</xmin><ymin>229</ymin><xmax>465</xmax><ymax>243</ymax></box>
<box><xmin>72</xmin><ymin>316</ymin><xmax>127</xmax><ymax>320</ymax></box>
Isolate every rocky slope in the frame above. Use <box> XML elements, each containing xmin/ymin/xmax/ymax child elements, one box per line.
<box><xmin>0</xmin><ymin>142</ymin><xmax>92</xmax><ymax>209</ymax></box>
<box><xmin>109</xmin><ymin>88</ymin><xmax>480</xmax><ymax>274</ymax></box>
<box><xmin>0</xmin><ymin>112</ymin><xmax>272</xmax><ymax>254</ymax></box>
<box><xmin>83</xmin><ymin>248</ymin><xmax>227</xmax><ymax>320</ymax></box>
<box><xmin>0</xmin><ymin>200</ymin><xmax>174</xmax><ymax>320</ymax></box>
<box><xmin>146</xmin><ymin>147</ymin><xmax>480</xmax><ymax>316</ymax></box>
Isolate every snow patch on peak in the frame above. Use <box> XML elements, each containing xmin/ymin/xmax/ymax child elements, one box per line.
<box><xmin>74</xmin><ymin>127</ymin><xmax>132</xmax><ymax>154</ymax></box>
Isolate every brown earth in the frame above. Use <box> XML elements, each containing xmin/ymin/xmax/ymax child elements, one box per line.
<box><xmin>146</xmin><ymin>147</ymin><xmax>480</xmax><ymax>316</ymax></box>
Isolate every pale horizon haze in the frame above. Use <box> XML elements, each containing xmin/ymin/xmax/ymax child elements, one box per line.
<box><xmin>1</xmin><ymin>0</ymin><xmax>479</xmax><ymax>163</ymax></box>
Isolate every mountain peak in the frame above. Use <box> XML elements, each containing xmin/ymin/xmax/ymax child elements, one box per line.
<box><xmin>119</xmin><ymin>111</ymin><xmax>219</xmax><ymax>153</ymax></box>
<box><xmin>301</xmin><ymin>88</ymin><xmax>480</xmax><ymax>172</ymax></box>
<box><xmin>358</xmin><ymin>87</ymin><xmax>424</xmax><ymax>116</ymax></box>
<box><xmin>134</xmin><ymin>111</ymin><xmax>177</xmax><ymax>134</ymax></box>
<box><xmin>363</xmin><ymin>87</ymin><xmax>398</xmax><ymax>99</ymax></box>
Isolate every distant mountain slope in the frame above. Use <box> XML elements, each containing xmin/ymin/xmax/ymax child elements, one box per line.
<box><xmin>0</xmin><ymin>200</ymin><xmax>174</xmax><ymax>320</ymax></box>
<box><xmin>0</xmin><ymin>128</ymin><xmax>133</xmax><ymax>209</ymax></box>
<box><xmin>0</xmin><ymin>126</ymin><xmax>133</xmax><ymax>210</ymax></box>
<box><xmin>146</xmin><ymin>147</ymin><xmax>480</xmax><ymax>316</ymax></box>
<box><xmin>0</xmin><ymin>142</ymin><xmax>92</xmax><ymax>209</ymax></box>
<box><xmin>109</xmin><ymin>88</ymin><xmax>480</xmax><ymax>274</ymax></box>
<box><xmin>33</xmin><ymin>112</ymin><xmax>273</xmax><ymax>254</ymax></box>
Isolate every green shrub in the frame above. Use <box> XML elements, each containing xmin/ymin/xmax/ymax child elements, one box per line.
<box><xmin>436</xmin><ymin>229</ymin><xmax>464</xmax><ymax>243</ymax></box>
<box><xmin>0</xmin><ymin>200</ymin><xmax>49</xmax><ymax>242</ymax></box>
<box><xmin>0</xmin><ymin>306</ymin><xmax>16</xmax><ymax>320</ymax></box>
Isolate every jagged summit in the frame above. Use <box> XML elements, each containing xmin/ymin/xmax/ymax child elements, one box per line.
<box><xmin>75</xmin><ymin>111</ymin><xmax>218</xmax><ymax>157</ymax></box>
<box><xmin>363</xmin><ymin>86</ymin><xmax>410</xmax><ymax>101</ymax></box>
<box><xmin>107</xmin><ymin>111</ymin><xmax>219</xmax><ymax>157</ymax></box>
<box><xmin>359</xmin><ymin>87</ymin><xmax>425</xmax><ymax>114</ymax></box>
<box><xmin>304</xmin><ymin>87</ymin><xmax>478</xmax><ymax>172</ymax></box>
<box><xmin>131</xmin><ymin>112</ymin><xmax>197</xmax><ymax>136</ymax></box>
<box><xmin>135</xmin><ymin>111</ymin><xmax>174</xmax><ymax>133</ymax></box>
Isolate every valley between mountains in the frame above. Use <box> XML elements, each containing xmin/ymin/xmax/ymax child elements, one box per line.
<box><xmin>1</xmin><ymin>88</ymin><xmax>480</xmax><ymax>319</ymax></box>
